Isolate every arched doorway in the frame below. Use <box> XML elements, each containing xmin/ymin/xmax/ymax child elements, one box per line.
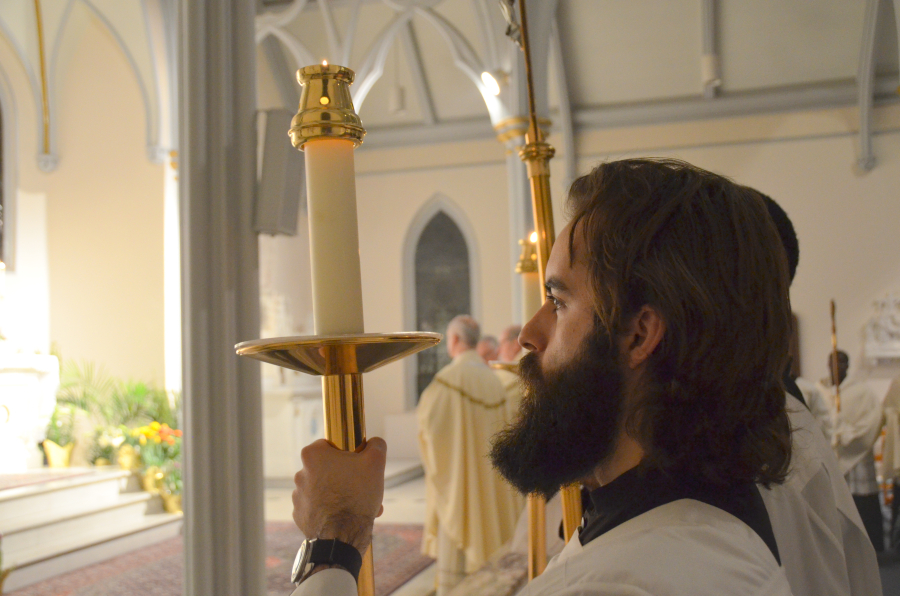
<box><xmin>414</xmin><ymin>211</ymin><xmax>471</xmax><ymax>399</ymax></box>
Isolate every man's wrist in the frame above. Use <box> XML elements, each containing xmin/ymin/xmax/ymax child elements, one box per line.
<box><xmin>317</xmin><ymin>513</ymin><xmax>374</xmax><ymax>554</ymax></box>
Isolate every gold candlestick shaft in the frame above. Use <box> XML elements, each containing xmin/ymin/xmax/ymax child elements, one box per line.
<box><xmin>527</xmin><ymin>495</ymin><xmax>547</xmax><ymax>578</ymax></box>
<box><xmin>322</xmin><ymin>371</ymin><xmax>373</xmax><ymax>595</ymax></box>
<box><xmin>830</xmin><ymin>299</ymin><xmax>841</xmax><ymax>413</ymax></box>
<box><xmin>237</xmin><ymin>332</ymin><xmax>441</xmax><ymax>596</ymax></box>
<box><xmin>515</xmin><ymin>0</ymin><xmax>582</xmax><ymax>570</ymax></box>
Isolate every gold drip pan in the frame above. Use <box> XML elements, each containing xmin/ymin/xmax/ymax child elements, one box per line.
<box><xmin>489</xmin><ymin>360</ymin><xmax>518</xmax><ymax>373</ymax></box>
<box><xmin>235</xmin><ymin>332</ymin><xmax>442</xmax><ymax>376</ymax></box>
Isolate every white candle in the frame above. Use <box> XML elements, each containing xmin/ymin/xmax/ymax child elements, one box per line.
<box><xmin>304</xmin><ymin>138</ymin><xmax>365</xmax><ymax>335</ymax></box>
<box><xmin>522</xmin><ymin>270</ymin><xmax>542</xmax><ymax>322</ymax></box>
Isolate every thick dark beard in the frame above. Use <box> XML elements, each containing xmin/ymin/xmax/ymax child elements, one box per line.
<box><xmin>489</xmin><ymin>329</ymin><xmax>625</xmax><ymax>499</ymax></box>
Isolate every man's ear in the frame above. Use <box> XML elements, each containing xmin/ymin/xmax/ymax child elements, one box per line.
<box><xmin>621</xmin><ymin>306</ymin><xmax>665</xmax><ymax>369</ymax></box>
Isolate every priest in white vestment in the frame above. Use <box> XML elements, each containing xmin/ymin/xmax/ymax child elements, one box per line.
<box><xmin>815</xmin><ymin>350</ymin><xmax>885</xmax><ymax>551</ymax></box>
<box><xmin>417</xmin><ymin>315</ymin><xmax>522</xmax><ymax>594</ymax></box>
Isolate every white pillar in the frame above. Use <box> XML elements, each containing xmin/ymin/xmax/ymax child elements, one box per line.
<box><xmin>179</xmin><ymin>0</ymin><xmax>265</xmax><ymax>594</ymax></box>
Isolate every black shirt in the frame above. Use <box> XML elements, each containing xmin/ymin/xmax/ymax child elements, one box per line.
<box><xmin>578</xmin><ymin>467</ymin><xmax>781</xmax><ymax>565</ymax></box>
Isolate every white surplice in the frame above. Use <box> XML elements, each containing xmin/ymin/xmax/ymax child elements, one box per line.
<box><xmin>760</xmin><ymin>394</ymin><xmax>882</xmax><ymax>596</ymax></box>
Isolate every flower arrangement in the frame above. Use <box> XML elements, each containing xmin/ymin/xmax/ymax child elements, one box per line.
<box><xmin>133</xmin><ymin>422</ymin><xmax>182</xmax><ymax>468</ymax></box>
<box><xmin>88</xmin><ymin>426</ymin><xmax>126</xmax><ymax>465</ymax></box>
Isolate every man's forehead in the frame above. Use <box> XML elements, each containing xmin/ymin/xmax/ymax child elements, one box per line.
<box><xmin>546</xmin><ymin>223</ymin><xmax>588</xmax><ymax>287</ymax></box>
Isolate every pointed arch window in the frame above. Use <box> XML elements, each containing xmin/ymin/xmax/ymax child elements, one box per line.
<box><xmin>414</xmin><ymin>211</ymin><xmax>471</xmax><ymax>398</ymax></box>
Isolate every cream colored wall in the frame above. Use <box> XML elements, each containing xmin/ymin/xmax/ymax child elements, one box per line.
<box><xmin>350</xmin><ymin>103</ymin><xmax>900</xmax><ymax>437</ymax></box>
<box><xmin>3</xmin><ymin>14</ymin><xmax>165</xmax><ymax>382</ymax></box>
<box><xmin>353</xmin><ymin>149</ymin><xmax>512</xmax><ymax>437</ymax></box>
<box><xmin>574</xmin><ymin>105</ymin><xmax>900</xmax><ymax>382</ymax></box>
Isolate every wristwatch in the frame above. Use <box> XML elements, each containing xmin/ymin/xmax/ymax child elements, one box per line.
<box><xmin>291</xmin><ymin>538</ymin><xmax>363</xmax><ymax>585</ymax></box>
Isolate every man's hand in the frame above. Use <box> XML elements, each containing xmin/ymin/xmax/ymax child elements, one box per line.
<box><xmin>292</xmin><ymin>437</ymin><xmax>387</xmax><ymax>555</ymax></box>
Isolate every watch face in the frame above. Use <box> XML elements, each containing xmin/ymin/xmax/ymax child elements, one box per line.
<box><xmin>291</xmin><ymin>540</ymin><xmax>313</xmax><ymax>585</ymax></box>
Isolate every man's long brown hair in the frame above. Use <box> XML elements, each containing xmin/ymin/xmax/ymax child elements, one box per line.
<box><xmin>568</xmin><ymin>158</ymin><xmax>792</xmax><ymax>488</ymax></box>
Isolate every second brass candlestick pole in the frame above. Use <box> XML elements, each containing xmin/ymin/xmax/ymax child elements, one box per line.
<box><xmin>514</xmin><ymin>0</ymin><xmax>583</xmax><ymax>577</ymax></box>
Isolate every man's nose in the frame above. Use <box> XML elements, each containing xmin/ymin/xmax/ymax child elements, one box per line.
<box><xmin>519</xmin><ymin>301</ymin><xmax>553</xmax><ymax>352</ymax></box>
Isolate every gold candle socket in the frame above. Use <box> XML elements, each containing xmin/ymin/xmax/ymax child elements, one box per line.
<box><xmin>290</xmin><ymin>64</ymin><xmax>365</xmax><ymax>149</ymax></box>
<box><xmin>237</xmin><ymin>332</ymin><xmax>441</xmax><ymax>596</ymax></box>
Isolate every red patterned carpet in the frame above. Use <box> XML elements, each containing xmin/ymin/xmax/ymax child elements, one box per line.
<box><xmin>9</xmin><ymin>523</ymin><xmax>432</xmax><ymax>596</ymax></box>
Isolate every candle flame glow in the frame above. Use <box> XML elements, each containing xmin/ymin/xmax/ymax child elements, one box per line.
<box><xmin>322</xmin><ymin>60</ymin><xmax>328</xmax><ymax>66</ymax></box>
<box><xmin>530</xmin><ymin>231</ymin><xmax>538</xmax><ymax>243</ymax></box>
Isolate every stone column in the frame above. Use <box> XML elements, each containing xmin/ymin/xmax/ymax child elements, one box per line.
<box><xmin>179</xmin><ymin>1</ymin><xmax>265</xmax><ymax>594</ymax></box>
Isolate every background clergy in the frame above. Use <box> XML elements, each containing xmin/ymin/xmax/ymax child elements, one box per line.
<box><xmin>757</xmin><ymin>195</ymin><xmax>881</xmax><ymax>596</ymax></box>
<box><xmin>815</xmin><ymin>350</ymin><xmax>885</xmax><ymax>552</ymax></box>
<box><xmin>416</xmin><ymin>315</ymin><xmax>522</xmax><ymax>594</ymax></box>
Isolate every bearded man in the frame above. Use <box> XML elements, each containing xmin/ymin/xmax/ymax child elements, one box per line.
<box><xmin>288</xmin><ymin>159</ymin><xmax>795</xmax><ymax>595</ymax></box>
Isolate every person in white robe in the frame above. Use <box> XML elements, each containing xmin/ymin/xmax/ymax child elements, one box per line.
<box><xmin>795</xmin><ymin>375</ymin><xmax>830</xmax><ymax>437</ymax></box>
<box><xmin>814</xmin><ymin>350</ymin><xmax>885</xmax><ymax>552</ymax></box>
<box><xmin>757</xmin><ymin>193</ymin><xmax>881</xmax><ymax>596</ymax></box>
<box><xmin>417</xmin><ymin>315</ymin><xmax>522</xmax><ymax>594</ymax></box>
<box><xmin>476</xmin><ymin>335</ymin><xmax>499</xmax><ymax>363</ymax></box>
<box><xmin>288</xmin><ymin>159</ymin><xmax>797</xmax><ymax>596</ymax></box>
<box><xmin>883</xmin><ymin>375</ymin><xmax>900</xmax><ymax>549</ymax></box>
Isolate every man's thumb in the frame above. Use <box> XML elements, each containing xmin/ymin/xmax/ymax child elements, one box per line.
<box><xmin>365</xmin><ymin>436</ymin><xmax>387</xmax><ymax>457</ymax></box>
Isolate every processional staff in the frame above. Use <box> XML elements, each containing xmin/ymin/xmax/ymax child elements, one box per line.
<box><xmin>830</xmin><ymin>299</ymin><xmax>842</xmax><ymax>414</ymax></box>
<box><xmin>504</xmin><ymin>0</ymin><xmax>583</xmax><ymax>578</ymax></box>
<box><xmin>236</xmin><ymin>62</ymin><xmax>440</xmax><ymax>596</ymax></box>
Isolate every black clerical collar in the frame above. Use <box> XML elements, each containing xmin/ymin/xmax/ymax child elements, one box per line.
<box><xmin>782</xmin><ymin>360</ymin><xmax>807</xmax><ymax>408</ymax></box>
<box><xmin>579</xmin><ymin>466</ymin><xmax>780</xmax><ymax>565</ymax></box>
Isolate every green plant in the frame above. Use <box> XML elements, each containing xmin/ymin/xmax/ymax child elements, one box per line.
<box><xmin>45</xmin><ymin>405</ymin><xmax>76</xmax><ymax>446</ymax></box>
<box><xmin>56</xmin><ymin>360</ymin><xmax>113</xmax><ymax>414</ymax></box>
<box><xmin>88</xmin><ymin>426</ymin><xmax>125</xmax><ymax>465</ymax></box>
<box><xmin>162</xmin><ymin>460</ymin><xmax>182</xmax><ymax>495</ymax></box>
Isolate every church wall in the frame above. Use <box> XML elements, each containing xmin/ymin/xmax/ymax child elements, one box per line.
<box><xmin>351</xmin><ymin>103</ymin><xmax>900</xmax><ymax>435</ymax></box>
<box><xmin>353</xmin><ymin>154</ymin><xmax>512</xmax><ymax>437</ymax></box>
<box><xmin>574</xmin><ymin>105</ymin><xmax>900</xmax><ymax>383</ymax></box>
<box><xmin>3</xmin><ymin>14</ymin><xmax>165</xmax><ymax>383</ymax></box>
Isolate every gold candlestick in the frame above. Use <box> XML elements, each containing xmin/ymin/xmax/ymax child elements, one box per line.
<box><xmin>513</xmin><ymin>0</ymin><xmax>583</xmax><ymax>571</ymax></box>
<box><xmin>238</xmin><ymin>64</ymin><xmax>441</xmax><ymax>596</ymax></box>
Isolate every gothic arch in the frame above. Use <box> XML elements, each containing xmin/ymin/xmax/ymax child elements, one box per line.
<box><xmin>401</xmin><ymin>193</ymin><xmax>481</xmax><ymax>408</ymax></box>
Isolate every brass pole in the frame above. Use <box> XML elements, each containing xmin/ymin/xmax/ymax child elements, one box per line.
<box><xmin>526</xmin><ymin>495</ymin><xmax>547</xmax><ymax>577</ymax></box>
<box><xmin>515</xmin><ymin>0</ymin><xmax>583</xmax><ymax>573</ymax></box>
<box><xmin>322</xmin><ymin>371</ymin><xmax>374</xmax><ymax>596</ymax></box>
<box><xmin>34</xmin><ymin>0</ymin><xmax>50</xmax><ymax>155</ymax></box>
<box><xmin>830</xmin><ymin>300</ymin><xmax>841</xmax><ymax>413</ymax></box>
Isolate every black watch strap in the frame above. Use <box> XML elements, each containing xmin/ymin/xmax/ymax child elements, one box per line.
<box><xmin>292</xmin><ymin>538</ymin><xmax>363</xmax><ymax>584</ymax></box>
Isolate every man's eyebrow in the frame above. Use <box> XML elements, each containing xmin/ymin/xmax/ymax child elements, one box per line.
<box><xmin>545</xmin><ymin>277</ymin><xmax>569</xmax><ymax>294</ymax></box>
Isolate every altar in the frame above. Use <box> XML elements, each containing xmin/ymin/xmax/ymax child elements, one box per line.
<box><xmin>0</xmin><ymin>351</ymin><xmax>59</xmax><ymax>472</ymax></box>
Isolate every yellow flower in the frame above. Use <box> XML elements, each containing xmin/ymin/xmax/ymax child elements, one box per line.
<box><xmin>139</xmin><ymin>435</ymin><xmax>147</xmax><ymax>445</ymax></box>
<box><xmin>153</xmin><ymin>436</ymin><xmax>161</xmax><ymax>444</ymax></box>
<box><xmin>150</xmin><ymin>421</ymin><xmax>161</xmax><ymax>431</ymax></box>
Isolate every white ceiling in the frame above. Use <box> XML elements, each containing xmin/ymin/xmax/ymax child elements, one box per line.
<box><xmin>257</xmin><ymin>0</ymin><xmax>900</xmax><ymax>147</ymax></box>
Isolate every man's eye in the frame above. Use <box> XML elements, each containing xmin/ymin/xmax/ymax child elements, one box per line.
<box><xmin>546</xmin><ymin>294</ymin><xmax>562</xmax><ymax>309</ymax></box>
